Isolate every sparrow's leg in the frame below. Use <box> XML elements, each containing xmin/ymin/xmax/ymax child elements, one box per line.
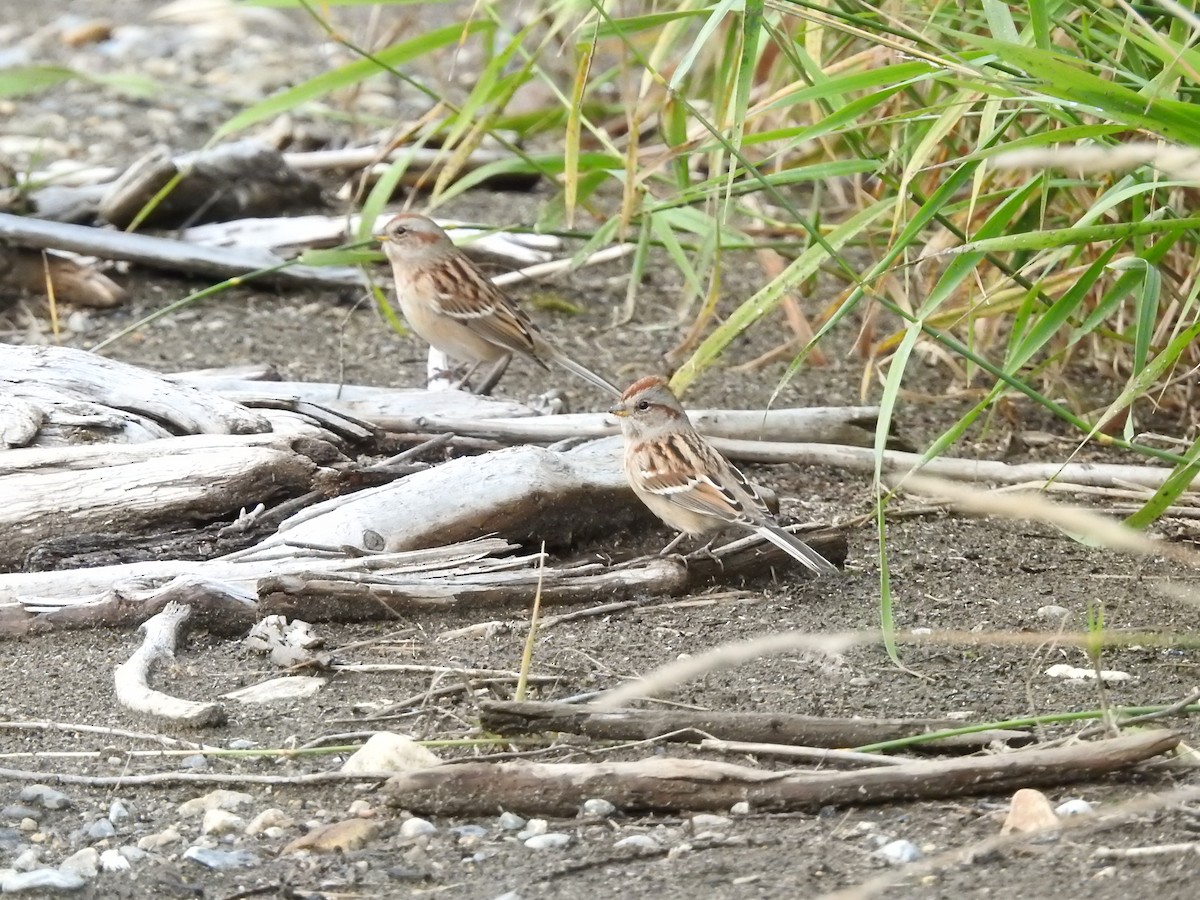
<box><xmin>474</xmin><ymin>354</ymin><xmax>512</xmax><ymax>395</ymax></box>
<box><xmin>659</xmin><ymin>531</ymin><xmax>690</xmax><ymax>556</ymax></box>
<box><xmin>448</xmin><ymin>361</ymin><xmax>481</xmax><ymax>391</ymax></box>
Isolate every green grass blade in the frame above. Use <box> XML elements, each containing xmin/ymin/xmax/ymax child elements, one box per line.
<box><xmin>212</xmin><ymin>21</ymin><xmax>493</xmax><ymax>141</ymax></box>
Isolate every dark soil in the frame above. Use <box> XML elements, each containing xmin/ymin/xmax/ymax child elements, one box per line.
<box><xmin>3</xmin><ymin>4</ymin><xmax>1199</xmax><ymax>899</ymax></box>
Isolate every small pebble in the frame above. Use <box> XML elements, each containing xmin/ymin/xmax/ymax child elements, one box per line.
<box><xmin>244</xmin><ymin>808</ymin><xmax>292</xmax><ymax>836</ymax></box>
<box><xmin>877</xmin><ymin>839</ymin><xmax>922</xmax><ymax>865</ymax></box>
<box><xmin>178</xmin><ymin>790</ymin><xmax>254</xmax><ymax>817</ymax></box>
<box><xmin>0</xmin><ymin>869</ymin><xmax>88</xmax><ymax>892</ymax></box>
<box><xmin>19</xmin><ymin>818</ymin><xmax>38</xmax><ymax>833</ymax></box>
<box><xmin>59</xmin><ymin>847</ymin><xmax>99</xmax><ymax>878</ymax></box>
<box><xmin>137</xmin><ymin>826</ymin><xmax>182</xmax><ymax>851</ymax></box>
<box><xmin>228</xmin><ymin>739</ymin><xmax>258</xmax><ymax>750</ymax></box>
<box><xmin>1036</xmin><ymin>605</ymin><xmax>1071</xmax><ymax>621</ymax></box>
<box><xmin>493</xmin><ymin>892</ymin><xmax>522</xmax><ymax>900</ymax></box>
<box><xmin>182</xmin><ymin>846</ymin><xmax>260</xmax><ymax>870</ymax></box>
<box><xmin>179</xmin><ymin>754</ymin><xmax>209</xmax><ymax>771</ymax></box>
<box><xmin>387</xmin><ymin>865</ymin><xmax>428</xmax><ymax>882</ymax></box>
<box><xmin>118</xmin><ymin>846</ymin><xmax>148</xmax><ymax>864</ymax></box>
<box><xmin>523</xmin><ymin>832</ymin><xmax>571</xmax><ymax>850</ymax></box>
<box><xmin>201</xmin><ymin>809</ymin><xmax>245</xmax><ymax>837</ymax></box>
<box><xmin>2</xmin><ymin>806</ymin><xmax>41</xmax><ymax>823</ymax></box>
<box><xmin>729</xmin><ymin>801</ymin><xmax>750</xmax><ymax>816</ymax></box>
<box><xmin>497</xmin><ymin>812</ymin><xmax>526</xmax><ymax>831</ymax></box>
<box><xmin>1055</xmin><ymin>799</ymin><xmax>1094</xmax><ymax>817</ymax></box>
<box><xmin>516</xmin><ymin>819</ymin><xmax>547</xmax><ymax>840</ymax></box>
<box><xmin>614</xmin><ymin>834</ymin><xmax>660</xmax><ymax>851</ymax></box>
<box><xmin>340</xmin><ymin>732</ymin><xmax>440</xmax><ymax>774</ymax></box>
<box><xmin>99</xmin><ymin>849</ymin><xmax>131</xmax><ymax>873</ymax></box>
<box><xmin>0</xmin><ymin>827</ymin><xmax>22</xmax><ymax>850</ymax></box>
<box><xmin>13</xmin><ymin>848</ymin><xmax>41</xmax><ymax>871</ymax></box>
<box><xmin>690</xmin><ymin>814</ymin><xmax>731</xmax><ymax>829</ymax></box>
<box><xmin>107</xmin><ymin>801</ymin><xmax>129</xmax><ymax>825</ymax></box>
<box><xmin>450</xmin><ymin>824</ymin><xmax>489</xmax><ymax>839</ymax></box>
<box><xmin>86</xmin><ymin>819</ymin><xmax>117</xmax><ymax>841</ymax></box>
<box><xmin>348</xmin><ymin>799</ymin><xmax>374</xmax><ymax>817</ymax></box>
<box><xmin>18</xmin><ymin>785</ymin><xmax>72</xmax><ymax>810</ymax></box>
<box><xmin>400</xmin><ymin>818</ymin><xmax>436</xmax><ymax>838</ymax></box>
<box><xmin>581</xmin><ymin>798</ymin><xmax>616</xmax><ymax>817</ymax></box>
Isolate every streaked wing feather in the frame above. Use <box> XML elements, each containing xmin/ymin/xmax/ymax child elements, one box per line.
<box><xmin>634</xmin><ymin>438</ymin><xmax>749</xmax><ymax>525</ymax></box>
<box><xmin>427</xmin><ymin>257</ymin><xmax>540</xmax><ymax>356</ymax></box>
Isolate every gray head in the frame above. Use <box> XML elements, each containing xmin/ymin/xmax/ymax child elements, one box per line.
<box><xmin>608</xmin><ymin>375</ymin><xmax>690</xmax><ymax>440</ymax></box>
<box><xmin>375</xmin><ymin>213</ymin><xmax>456</xmax><ymax>266</ymax></box>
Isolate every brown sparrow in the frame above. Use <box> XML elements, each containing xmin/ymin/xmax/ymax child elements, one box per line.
<box><xmin>375</xmin><ymin>213</ymin><xmax>619</xmax><ymax>396</ymax></box>
<box><xmin>609</xmin><ymin>376</ymin><xmax>837</xmax><ymax>575</ymax></box>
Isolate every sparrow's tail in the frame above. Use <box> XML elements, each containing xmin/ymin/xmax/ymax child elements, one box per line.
<box><xmin>542</xmin><ymin>343</ymin><xmax>622</xmax><ymax>398</ymax></box>
<box><xmin>756</xmin><ymin>523</ymin><xmax>838</xmax><ymax>575</ymax></box>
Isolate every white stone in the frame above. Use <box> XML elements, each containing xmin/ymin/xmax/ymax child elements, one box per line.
<box><xmin>516</xmin><ymin>818</ymin><xmax>548</xmax><ymax>840</ymax></box>
<box><xmin>12</xmin><ymin>849</ymin><xmax>40</xmax><ymax>872</ymax></box>
<box><xmin>497</xmin><ymin>812</ymin><xmax>526</xmax><ymax>831</ymax></box>
<box><xmin>340</xmin><ymin>733</ymin><xmax>440</xmax><ymax>774</ymax></box>
<box><xmin>729</xmin><ymin>801</ymin><xmax>750</xmax><ymax>816</ymax></box>
<box><xmin>244</xmin><ymin>808</ymin><xmax>293</xmax><ymax>835</ymax></box>
<box><xmin>400</xmin><ymin>817</ymin><xmax>436</xmax><ymax>838</ymax></box>
<box><xmin>100</xmin><ymin>849</ymin><xmax>131</xmax><ymax>873</ymax></box>
<box><xmin>582</xmin><ymin>798</ymin><xmax>616</xmax><ymax>817</ymax></box>
<box><xmin>524</xmin><ymin>833</ymin><xmax>570</xmax><ymax>850</ymax></box>
<box><xmin>137</xmin><ymin>826</ymin><xmax>183</xmax><ymax>850</ymax></box>
<box><xmin>1055</xmin><ymin>799</ymin><xmax>1094</xmax><ymax>817</ymax></box>
<box><xmin>1036</xmin><ymin>605</ymin><xmax>1071</xmax><ymax>621</ymax></box>
<box><xmin>58</xmin><ymin>847</ymin><xmax>99</xmax><ymax>878</ymax></box>
<box><xmin>201</xmin><ymin>809</ymin><xmax>245</xmax><ymax>836</ymax></box>
<box><xmin>178</xmin><ymin>790</ymin><xmax>255</xmax><ymax>816</ymax></box>
<box><xmin>347</xmin><ymin>800</ymin><xmax>374</xmax><ymax>817</ymax></box>
<box><xmin>877</xmin><ymin>839</ymin><xmax>921</xmax><ymax>864</ymax></box>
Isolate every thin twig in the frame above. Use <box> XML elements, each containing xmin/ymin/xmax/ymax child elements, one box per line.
<box><xmin>700</xmin><ymin>739</ymin><xmax>909</xmax><ymax>767</ymax></box>
<box><xmin>0</xmin><ymin>766</ymin><xmax>398</xmax><ymax>787</ymax></box>
<box><xmin>0</xmin><ymin>721</ymin><xmax>213</xmax><ymax>751</ymax></box>
<box><xmin>1093</xmin><ymin>842</ymin><xmax>1200</xmax><ymax>859</ymax></box>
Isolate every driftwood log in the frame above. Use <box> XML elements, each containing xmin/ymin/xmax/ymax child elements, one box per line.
<box><xmin>384</xmin><ymin>730</ymin><xmax>1180</xmax><ymax>816</ymax></box>
<box><xmin>476</xmin><ymin>700</ymin><xmax>1030</xmax><ymax>751</ymax></box>
<box><xmin>0</xmin><ymin>432</ymin><xmax>335</xmax><ymax>570</ymax></box>
<box><xmin>2</xmin><ymin>345</ymin><xmax>270</xmax><ymax>447</ymax></box>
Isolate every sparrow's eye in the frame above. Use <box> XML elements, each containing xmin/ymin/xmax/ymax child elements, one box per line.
<box><xmin>636</xmin><ymin>400</ymin><xmax>650</xmax><ymax>411</ymax></box>
<box><xmin>390</xmin><ymin>225</ymin><xmax>408</xmax><ymax>237</ymax></box>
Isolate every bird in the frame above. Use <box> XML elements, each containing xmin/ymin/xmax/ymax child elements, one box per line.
<box><xmin>375</xmin><ymin>213</ymin><xmax>619</xmax><ymax>397</ymax></box>
<box><xmin>609</xmin><ymin>375</ymin><xmax>838</xmax><ymax>575</ymax></box>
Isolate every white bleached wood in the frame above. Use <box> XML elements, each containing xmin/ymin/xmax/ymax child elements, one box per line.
<box><xmin>242</xmin><ymin>437</ymin><xmax>631</xmax><ymax>558</ymax></box>
<box><xmin>2</xmin><ymin>345</ymin><xmax>270</xmax><ymax>447</ymax></box>
<box><xmin>0</xmin><ymin>432</ymin><xmax>326</xmax><ymax>568</ymax></box>
<box><xmin>113</xmin><ymin>602</ymin><xmax>226</xmax><ymax>727</ymax></box>
<box><xmin>164</xmin><ymin>375</ymin><xmax>541</xmax><ymax>420</ymax></box>
<box><xmin>712</xmin><ymin>439</ymin><xmax>1192</xmax><ymax>491</ymax></box>
<box><xmin>0</xmin><ymin>539</ymin><xmax>520</xmax><ymax>612</ymax></box>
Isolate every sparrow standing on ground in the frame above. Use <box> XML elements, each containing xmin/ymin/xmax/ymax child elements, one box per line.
<box><xmin>609</xmin><ymin>375</ymin><xmax>837</xmax><ymax>575</ymax></box>
<box><xmin>375</xmin><ymin>213</ymin><xmax>619</xmax><ymax>397</ymax></box>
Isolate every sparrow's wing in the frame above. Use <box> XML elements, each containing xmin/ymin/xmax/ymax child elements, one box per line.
<box><xmin>632</xmin><ymin>434</ymin><xmax>754</xmax><ymax>526</ymax></box>
<box><xmin>424</xmin><ymin>256</ymin><xmax>543</xmax><ymax>360</ymax></box>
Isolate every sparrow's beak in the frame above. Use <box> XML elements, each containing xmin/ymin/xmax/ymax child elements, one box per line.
<box><xmin>608</xmin><ymin>403</ymin><xmax>629</xmax><ymax>418</ymax></box>
<box><xmin>373</xmin><ymin>232</ymin><xmax>390</xmax><ymax>244</ymax></box>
